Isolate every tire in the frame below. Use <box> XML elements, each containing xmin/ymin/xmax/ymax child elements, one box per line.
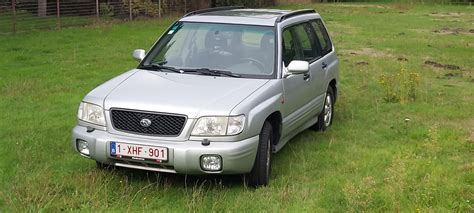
<box><xmin>247</xmin><ymin>121</ymin><xmax>273</xmax><ymax>187</ymax></box>
<box><xmin>312</xmin><ymin>86</ymin><xmax>335</xmax><ymax>131</ymax></box>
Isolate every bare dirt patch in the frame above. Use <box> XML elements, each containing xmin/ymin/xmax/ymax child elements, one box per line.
<box><xmin>444</xmin><ymin>73</ymin><xmax>462</xmax><ymax>78</ymax></box>
<box><xmin>413</xmin><ymin>28</ymin><xmax>474</xmax><ymax>36</ymax></box>
<box><xmin>337</xmin><ymin>4</ymin><xmax>388</xmax><ymax>9</ymax></box>
<box><xmin>342</xmin><ymin>48</ymin><xmax>393</xmax><ymax>58</ymax></box>
<box><xmin>424</xmin><ymin>60</ymin><xmax>461</xmax><ymax>70</ymax></box>
<box><xmin>429</xmin><ymin>12</ymin><xmax>466</xmax><ymax>17</ymax></box>
<box><xmin>355</xmin><ymin>61</ymin><xmax>369</xmax><ymax>66</ymax></box>
<box><xmin>397</xmin><ymin>57</ymin><xmax>408</xmax><ymax>62</ymax></box>
<box><xmin>433</xmin><ymin>27</ymin><xmax>473</xmax><ymax>35</ymax></box>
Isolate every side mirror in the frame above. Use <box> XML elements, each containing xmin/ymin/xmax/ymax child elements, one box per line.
<box><xmin>287</xmin><ymin>60</ymin><xmax>309</xmax><ymax>76</ymax></box>
<box><xmin>133</xmin><ymin>49</ymin><xmax>146</xmax><ymax>62</ymax></box>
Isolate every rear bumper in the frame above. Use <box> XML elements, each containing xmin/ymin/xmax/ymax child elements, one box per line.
<box><xmin>71</xmin><ymin>125</ymin><xmax>258</xmax><ymax>174</ymax></box>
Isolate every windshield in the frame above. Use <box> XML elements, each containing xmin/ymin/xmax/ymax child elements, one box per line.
<box><xmin>142</xmin><ymin>22</ymin><xmax>275</xmax><ymax>78</ymax></box>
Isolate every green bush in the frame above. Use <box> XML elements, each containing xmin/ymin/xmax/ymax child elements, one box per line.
<box><xmin>122</xmin><ymin>0</ymin><xmax>160</xmax><ymax>18</ymax></box>
<box><xmin>99</xmin><ymin>3</ymin><xmax>114</xmax><ymax>17</ymax></box>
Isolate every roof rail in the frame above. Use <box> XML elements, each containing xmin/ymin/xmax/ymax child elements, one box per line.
<box><xmin>183</xmin><ymin>6</ymin><xmax>244</xmax><ymax>17</ymax></box>
<box><xmin>276</xmin><ymin>9</ymin><xmax>316</xmax><ymax>22</ymax></box>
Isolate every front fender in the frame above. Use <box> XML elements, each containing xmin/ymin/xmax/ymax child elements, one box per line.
<box><xmin>231</xmin><ymin>80</ymin><xmax>283</xmax><ymax>138</ymax></box>
<box><xmin>83</xmin><ymin>69</ymin><xmax>139</xmax><ymax>106</ymax></box>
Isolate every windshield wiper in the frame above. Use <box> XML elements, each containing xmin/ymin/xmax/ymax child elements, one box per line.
<box><xmin>138</xmin><ymin>63</ymin><xmax>181</xmax><ymax>73</ymax></box>
<box><xmin>182</xmin><ymin>68</ymin><xmax>241</xmax><ymax>78</ymax></box>
<box><xmin>139</xmin><ymin>65</ymin><xmax>241</xmax><ymax>78</ymax></box>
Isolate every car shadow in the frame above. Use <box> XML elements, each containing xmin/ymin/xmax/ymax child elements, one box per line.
<box><xmin>105</xmin><ymin>166</ymin><xmax>250</xmax><ymax>189</ymax></box>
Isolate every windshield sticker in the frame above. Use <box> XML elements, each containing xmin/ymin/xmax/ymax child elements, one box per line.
<box><xmin>168</xmin><ymin>23</ymin><xmax>183</xmax><ymax>35</ymax></box>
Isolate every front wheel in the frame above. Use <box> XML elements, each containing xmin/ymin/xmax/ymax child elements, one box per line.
<box><xmin>246</xmin><ymin>121</ymin><xmax>273</xmax><ymax>187</ymax></box>
<box><xmin>312</xmin><ymin>86</ymin><xmax>335</xmax><ymax>131</ymax></box>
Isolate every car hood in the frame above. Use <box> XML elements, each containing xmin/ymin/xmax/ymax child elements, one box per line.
<box><xmin>103</xmin><ymin>69</ymin><xmax>270</xmax><ymax>118</ymax></box>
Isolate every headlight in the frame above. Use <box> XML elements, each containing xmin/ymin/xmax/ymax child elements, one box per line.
<box><xmin>227</xmin><ymin>115</ymin><xmax>245</xmax><ymax>135</ymax></box>
<box><xmin>77</xmin><ymin>102</ymin><xmax>106</xmax><ymax>126</ymax></box>
<box><xmin>191</xmin><ymin>115</ymin><xmax>245</xmax><ymax>136</ymax></box>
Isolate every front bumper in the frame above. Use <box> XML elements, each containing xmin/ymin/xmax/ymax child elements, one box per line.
<box><xmin>71</xmin><ymin>125</ymin><xmax>258</xmax><ymax>174</ymax></box>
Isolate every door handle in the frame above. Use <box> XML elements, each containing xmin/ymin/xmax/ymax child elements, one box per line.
<box><xmin>322</xmin><ymin>62</ymin><xmax>328</xmax><ymax>70</ymax></box>
<box><xmin>303</xmin><ymin>73</ymin><xmax>310</xmax><ymax>81</ymax></box>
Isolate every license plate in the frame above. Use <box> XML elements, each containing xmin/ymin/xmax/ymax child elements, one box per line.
<box><xmin>110</xmin><ymin>142</ymin><xmax>168</xmax><ymax>162</ymax></box>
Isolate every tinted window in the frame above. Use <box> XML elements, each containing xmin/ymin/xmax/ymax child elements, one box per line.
<box><xmin>282</xmin><ymin>23</ymin><xmax>321</xmax><ymax>66</ymax></box>
<box><xmin>311</xmin><ymin>19</ymin><xmax>332</xmax><ymax>55</ymax></box>
<box><xmin>293</xmin><ymin>23</ymin><xmax>319</xmax><ymax>61</ymax></box>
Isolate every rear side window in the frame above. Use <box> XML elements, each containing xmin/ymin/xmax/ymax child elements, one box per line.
<box><xmin>310</xmin><ymin>19</ymin><xmax>332</xmax><ymax>55</ymax></box>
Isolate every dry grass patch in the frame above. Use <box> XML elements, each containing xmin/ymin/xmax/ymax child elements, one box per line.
<box><xmin>433</xmin><ymin>27</ymin><xmax>474</xmax><ymax>36</ymax></box>
<box><xmin>467</xmin><ymin>118</ymin><xmax>474</xmax><ymax>143</ymax></box>
<box><xmin>1</xmin><ymin>79</ymin><xmax>41</xmax><ymax>97</ymax></box>
<box><xmin>341</xmin><ymin>48</ymin><xmax>394</xmax><ymax>58</ymax></box>
<box><xmin>424</xmin><ymin>60</ymin><xmax>461</xmax><ymax>70</ymax></box>
<box><xmin>336</xmin><ymin>4</ymin><xmax>389</xmax><ymax>9</ymax></box>
<box><xmin>429</xmin><ymin>12</ymin><xmax>467</xmax><ymax>17</ymax></box>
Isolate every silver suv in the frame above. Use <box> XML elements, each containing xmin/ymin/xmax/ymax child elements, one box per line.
<box><xmin>72</xmin><ymin>7</ymin><xmax>339</xmax><ymax>187</ymax></box>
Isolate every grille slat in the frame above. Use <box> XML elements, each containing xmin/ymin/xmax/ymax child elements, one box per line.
<box><xmin>111</xmin><ymin>109</ymin><xmax>186</xmax><ymax>136</ymax></box>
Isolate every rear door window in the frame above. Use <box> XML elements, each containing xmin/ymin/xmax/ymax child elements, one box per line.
<box><xmin>292</xmin><ymin>23</ymin><xmax>319</xmax><ymax>61</ymax></box>
<box><xmin>310</xmin><ymin>19</ymin><xmax>332</xmax><ymax>56</ymax></box>
<box><xmin>282</xmin><ymin>22</ymin><xmax>321</xmax><ymax>66</ymax></box>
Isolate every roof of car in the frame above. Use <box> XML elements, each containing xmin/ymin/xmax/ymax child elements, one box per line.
<box><xmin>180</xmin><ymin>8</ymin><xmax>319</xmax><ymax>26</ymax></box>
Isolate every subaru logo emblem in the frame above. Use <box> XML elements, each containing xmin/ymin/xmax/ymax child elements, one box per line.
<box><xmin>140</xmin><ymin>118</ymin><xmax>152</xmax><ymax>127</ymax></box>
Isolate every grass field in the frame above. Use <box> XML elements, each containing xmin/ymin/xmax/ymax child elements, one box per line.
<box><xmin>0</xmin><ymin>3</ymin><xmax>473</xmax><ymax>212</ymax></box>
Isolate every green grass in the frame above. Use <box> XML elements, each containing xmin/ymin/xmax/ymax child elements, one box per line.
<box><xmin>0</xmin><ymin>3</ymin><xmax>473</xmax><ymax>211</ymax></box>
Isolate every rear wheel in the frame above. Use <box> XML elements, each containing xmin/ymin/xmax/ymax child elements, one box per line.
<box><xmin>312</xmin><ymin>86</ymin><xmax>335</xmax><ymax>131</ymax></box>
<box><xmin>247</xmin><ymin>121</ymin><xmax>273</xmax><ymax>187</ymax></box>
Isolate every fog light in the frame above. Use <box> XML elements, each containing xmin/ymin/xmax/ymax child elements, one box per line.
<box><xmin>200</xmin><ymin>155</ymin><xmax>222</xmax><ymax>171</ymax></box>
<box><xmin>77</xmin><ymin>139</ymin><xmax>90</xmax><ymax>155</ymax></box>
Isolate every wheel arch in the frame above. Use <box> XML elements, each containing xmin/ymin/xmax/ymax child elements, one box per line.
<box><xmin>329</xmin><ymin>79</ymin><xmax>337</xmax><ymax>103</ymax></box>
<box><xmin>264</xmin><ymin>111</ymin><xmax>282</xmax><ymax>146</ymax></box>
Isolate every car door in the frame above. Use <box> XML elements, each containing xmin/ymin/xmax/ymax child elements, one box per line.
<box><xmin>280</xmin><ymin>24</ymin><xmax>315</xmax><ymax>135</ymax></box>
<box><xmin>292</xmin><ymin>22</ymin><xmax>326</xmax><ymax>117</ymax></box>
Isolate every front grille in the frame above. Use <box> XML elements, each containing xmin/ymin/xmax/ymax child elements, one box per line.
<box><xmin>110</xmin><ymin>109</ymin><xmax>186</xmax><ymax>136</ymax></box>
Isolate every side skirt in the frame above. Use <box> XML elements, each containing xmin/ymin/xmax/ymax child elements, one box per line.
<box><xmin>273</xmin><ymin>115</ymin><xmax>319</xmax><ymax>153</ymax></box>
